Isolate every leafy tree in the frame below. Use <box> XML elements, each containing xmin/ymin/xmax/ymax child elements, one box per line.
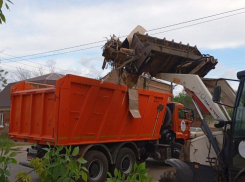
<box><xmin>0</xmin><ymin>0</ymin><xmax>13</xmax><ymax>90</ymax></box>
<box><xmin>26</xmin><ymin>143</ymin><xmax>88</xmax><ymax>182</ymax></box>
<box><xmin>0</xmin><ymin>0</ymin><xmax>13</xmax><ymax>24</ymax></box>
<box><xmin>173</xmin><ymin>89</ymin><xmax>215</xmax><ymax>124</ymax></box>
<box><xmin>173</xmin><ymin>90</ymin><xmax>202</xmax><ymax>122</ymax></box>
<box><xmin>0</xmin><ymin>62</ymin><xmax>8</xmax><ymax>92</ymax></box>
<box><xmin>0</xmin><ymin>145</ymin><xmax>18</xmax><ymax>182</ymax></box>
<box><xmin>173</xmin><ymin>90</ymin><xmax>193</xmax><ymax>109</ymax></box>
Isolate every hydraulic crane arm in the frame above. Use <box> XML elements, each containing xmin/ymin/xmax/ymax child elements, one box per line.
<box><xmin>156</xmin><ymin>73</ymin><xmax>228</xmax><ymax>121</ymax></box>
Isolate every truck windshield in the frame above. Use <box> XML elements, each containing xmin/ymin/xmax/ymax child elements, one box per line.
<box><xmin>178</xmin><ymin>109</ymin><xmax>187</xmax><ymax>119</ymax></box>
<box><xmin>233</xmin><ymin>82</ymin><xmax>245</xmax><ymax>138</ymax></box>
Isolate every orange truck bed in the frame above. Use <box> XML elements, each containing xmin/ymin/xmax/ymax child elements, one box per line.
<box><xmin>9</xmin><ymin>74</ymin><xmax>171</xmax><ymax>146</ymax></box>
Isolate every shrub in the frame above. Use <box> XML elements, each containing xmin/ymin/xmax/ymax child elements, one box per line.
<box><xmin>0</xmin><ymin>134</ymin><xmax>14</xmax><ymax>149</ymax></box>
<box><xmin>106</xmin><ymin>162</ymin><xmax>155</xmax><ymax>182</ymax></box>
<box><xmin>28</xmin><ymin>143</ymin><xmax>88</xmax><ymax>182</ymax></box>
<box><xmin>0</xmin><ymin>145</ymin><xmax>18</xmax><ymax>182</ymax></box>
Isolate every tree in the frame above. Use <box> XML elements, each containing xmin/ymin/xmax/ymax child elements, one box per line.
<box><xmin>173</xmin><ymin>90</ymin><xmax>193</xmax><ymax>109</ymax></box>
<box><xmin>13</xmin><ymin>67</ymin><xmax>32</xmax><ymax>80</ymax></box>
<box><xmin>13</xmin><ymin>60</ymin><xmax>58</xmax><ymax>81</ymax></box>
<box><xmin>13</xmin><ymin>66</ymin><xmax>46</xmax><ymax>81</ymax></box>
<box><xmin>0</xmin><ymin>61</ymin><xmax>8</xmax><ymax>92</ymax></box>
<box><xmin>0</xmin><ymin>0</ymin><xmax>13</xmax><ymax>24</ymax></box>
<box><xmin>0</xmin><ymin>0</ymin><xmax>13</xmax><ymax>89</ymax></box>
<box><xmin>173</xmin><ymin>89</ymin><xmax>214</xmax><ymax>124</ymax></box>
<box><xmin>32</xmin><ymin>65</ymin><xmax>45</xmax><ymax>77</ymax></box>
<box><xmin>46</xmin><ymin>60</ymin><xmax>56</xmax><ymax>73</ymax></box>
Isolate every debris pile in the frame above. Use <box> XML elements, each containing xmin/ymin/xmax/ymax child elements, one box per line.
<box><xmin>101</xmin><ymin>25</ymin><xmax>218</xmax><ymax>118</ymax></box>
<box><xmin>102</xmin><ymin>26</ymin><xmax>218</xmax><ymax>88</ymax></box>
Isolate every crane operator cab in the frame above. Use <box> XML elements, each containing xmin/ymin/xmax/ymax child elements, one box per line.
<box><xmin>213</xmin><ymin>70</ymin><xmax>245</xmax><ymax>181</ymax></box>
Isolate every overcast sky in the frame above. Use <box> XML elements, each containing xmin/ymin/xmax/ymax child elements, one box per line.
<box><xmin>0</xmin><ymin>0</ymin><xmax>245</xmax><ymax>94</ymax></box>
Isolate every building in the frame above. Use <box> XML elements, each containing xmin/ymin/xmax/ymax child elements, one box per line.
<box><xmin>0</xmin><ymin>73</ymin><xmax>63</xmax><ymax>133</ymax></box>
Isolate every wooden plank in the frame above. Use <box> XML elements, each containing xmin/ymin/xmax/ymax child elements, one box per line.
<box><xmin>190</xmin><ymin>59</ymin><xmax>208</xmax><ymax>74</ymax></box>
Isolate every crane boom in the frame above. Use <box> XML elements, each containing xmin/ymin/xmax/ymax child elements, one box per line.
<box><xmin>156</xmin><ymin>73</ymin><xmax>228</xmax><ymax>121</ymax></box>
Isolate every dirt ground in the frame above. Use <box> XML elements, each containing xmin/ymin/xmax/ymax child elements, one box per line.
<box><xmin>8</xmin><ymin>145</ymin><xmax>173</xmax><ymax>182</ymax></box>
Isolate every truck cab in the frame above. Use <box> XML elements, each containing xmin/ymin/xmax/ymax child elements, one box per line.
<box><xmin>159</xmin><ymin>102</ymin><xmax>193</xmax><ymax>148</ymax></box>
<box><xmin>171</xmin><ymin>102</ymin><xmax>192</xmax><ymax>142</ymax></box>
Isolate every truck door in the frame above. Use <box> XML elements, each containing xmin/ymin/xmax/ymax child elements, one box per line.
<box><xmin>230</xmin><ymin>77</ymin><xmax>245</xmax><ymax>179</ymax></box>
<box><xmin>177</xmin><ymin>108</ymin><xmax>190</xmax><ymax>140</ymax></box>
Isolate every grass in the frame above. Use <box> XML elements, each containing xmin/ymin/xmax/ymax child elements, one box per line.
<box><xmin>0</xmin><ymin>134</ymin><xmax>32</xmax><ymax>151</ymax></box>
<box><xmin>0</xmin><ymin>133</ymin><xmax>15</xmax><ymax>148</ymax></box>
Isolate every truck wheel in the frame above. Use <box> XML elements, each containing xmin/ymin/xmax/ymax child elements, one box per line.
<box><xmin>159</xmin><ymin>171</ymin><xmax>177</xmax><ymax>182</ymax></box>
<box><xmin>162</xmin><ymin>106</ymin><xmax>172</xmax><ymax>128</ymax></box>
<box><xmin>84</xmin><ymin>150</ymin><xmax>108</xmax><ymax>182</ymax></box>
<box><xmin>115</xmin><ymin>148</ymin><xmax>136</xmax><ymax>175</ymax></box>
<box><xmin>172</xmin><ymin>143</ymin><xmax>183</xmax><ymax>159</ymax></box>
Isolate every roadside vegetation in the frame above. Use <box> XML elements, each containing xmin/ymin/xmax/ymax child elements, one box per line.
<box><xmin>0</xmin><ymin>145</ymin><xmax>18</xmax><ymax>182</ymax></box>
<box><xmin>0</xmin><ymin>141</ymin><xmax>154</xmax><ymax>182</ymax></box>
<box><xmin>173</xmin><ymin>90</ymin><xmax>215</xmax><ymax>124</ymax></box>
<box><xmin>0</xmin><ymin>133</ymin><xmax>14</xmax><ymax>148</ymax></box>
<box><xmin>106</xmin><ymin>162</ymin><xmax>154</xmax><ymax>182</ymax></box>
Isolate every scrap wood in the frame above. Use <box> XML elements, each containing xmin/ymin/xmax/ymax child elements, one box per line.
<box><xmin>101</xmin><ymin>25</ymin><xmax>218</xmax><ymax>118</ymax></box>
<box><xmin>102</xmin><ymin>25</ymin><xmax>218</xmax><ymax>88</ymax></box>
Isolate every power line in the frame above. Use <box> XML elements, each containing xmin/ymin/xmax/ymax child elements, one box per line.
<box><xmin>2</xmin><ymin>40</ymin><xmax>105</xmax><ymax>62</ymax></box>
<box><xmin>1</xmin><ymin>58</ymin><xmax>58</xmax><ymax>73</ymax></box>
<box><xmin>0</xmin><ymin>45</ymin><xmax>103</xmax><ymax>74</ymax></box>
<box><xmin>0</xmin><ymin>45</ymin><xmax>102</xmax><ymax>76</ymax></box>
<box><xmin>0</xmin><ymin>61</ymin><xmax>81</xmax><ymax>77</ymax></box>
<box><xmin>0</xmin><ymin>55</ymin><xmax>80</xmax><ymax>74</ymax></box>
<box><xmin>2</xmin><ymin>6</ymin><xmax>245</xmax><ymax>62</ymax></box>
<box><xmin>3</xmin><ymin>10</ymin><xmax>244</xmax><ymax>63</ymax></box>
<box><xmin>0</xmin><ymin>61</ymin><xmax>42</xmax><ymax>73</ymax></box>
<box><xmin>147</xmin><ymin>7</ymin><xmax>245</xmax><ymax>32</ymax></box>
<box><xmin>0</xmin><ymin>52</ymin><xmax>82</xmax><ymax>74</ymax></box>
<box><xmin>151</xmin><ymin>11</ymin><xmax>245</xmax><ymax>35</ymax></box>
<box><xmin>0</xmin><ymin>45</ymin><xmax>102</xmax><ymax>63</ymax></box>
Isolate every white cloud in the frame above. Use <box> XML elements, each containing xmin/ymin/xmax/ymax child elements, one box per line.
<box><xmin>173</xmin><ymin>85</ymin><xmax>184</xmax><ymax>96</ymax></box>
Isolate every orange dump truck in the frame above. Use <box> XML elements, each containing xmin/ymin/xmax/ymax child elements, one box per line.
<box><xmin>9</xmin><ymin>74</ymin><xmax>193</xmax><ymax>182</ymax></box>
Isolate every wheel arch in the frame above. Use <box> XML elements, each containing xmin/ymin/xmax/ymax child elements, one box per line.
<box><xmin>79</xmin><ymin>144</ymin><xmax>113</xmax><ymax>164</ymax></box>
<box><xmin>112</xmin><ymin>142</ymin><xmax>140</xmax><ymax>163</ymax></box>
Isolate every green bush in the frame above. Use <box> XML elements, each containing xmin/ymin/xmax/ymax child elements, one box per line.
<box><xmin>28</xmin><ymin>143</ymin><xmax>88</xmax><ymax>182</ymax></box>
<box><xmin>0</xmin><ymin>134</ymin><xmax>14</xmax><ymax>148</ymax></box>
<box><xmin>0</xmin><ymin>145</ymin><xmax>18</xmax><ymax>182</ymax></box>
<box><xmin>106</xmin><ymin>162</ymin><xmax>155</xmax><ymax>182</ymax></box>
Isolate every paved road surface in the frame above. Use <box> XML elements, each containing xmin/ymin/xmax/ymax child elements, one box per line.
<box><xmin>8</xmin><ymin>145</ymin><xmax>40</xmax><ymax>182</ymax></box>
<box><xmin>9</xmin><ymin>145</ymin><xmax>173</xmax><ymax>181</ymax></box>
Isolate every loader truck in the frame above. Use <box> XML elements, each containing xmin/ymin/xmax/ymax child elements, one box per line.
<box><xmin>159</xmin><ymin>70</ymin><xmax>245</xmax><ymax>182</ymax></box>
<box><xmin>8</xmin><ymin>74</ymin><xmax>193</xmax><ymax>182</ymax></box>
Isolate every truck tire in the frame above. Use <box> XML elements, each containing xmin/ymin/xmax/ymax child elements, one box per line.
<box><xmin>162</xmin><ymin>106</ymin><xmax>172</xmax><ymax>128</ymax></box>
<box><xmin>84</xmin><ymin>150</ymin><xmax>108</xmax><ymax>182</ymax></box>
<box><xmin>172</xmin><ymin>143</ymin><xmax>183</xmax><ymax>159</ymax></box>
<box><xmin>159</xmin><ymin>171</ymin><xmax>177</xmax><ymax>182</ymax></box>
<box><xmin>115</xmin><ymin>148</ymin><xmax>136</xmax><ymax>175</ymax></box>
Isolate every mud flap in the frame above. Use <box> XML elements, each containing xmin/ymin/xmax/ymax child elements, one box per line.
<box><xmin>165</xmin><ymin>159</ymin><xmax>194</xmax><ymax>182</ymax></box>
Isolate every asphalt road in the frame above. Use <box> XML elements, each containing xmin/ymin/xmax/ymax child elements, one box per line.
<box><xmin>8</xmin><ymin>145</ymin><xmax>40</xmax><ymax>182</ymax></box>
<box><xmin>8</xmin><ymin>145</ymin><xmax>173</xmax><ymax>182</ymax></box>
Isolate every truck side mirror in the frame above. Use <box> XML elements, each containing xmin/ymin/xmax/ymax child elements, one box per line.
<box><xmin>213</xmin><ymin>86</ymin><xmax>221</xmax><ymax>103</ymax></box>
<box><xmin>214</xmin><ymin>119</ymin><xmax>225</xmax><ymax>128</ymax></box>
